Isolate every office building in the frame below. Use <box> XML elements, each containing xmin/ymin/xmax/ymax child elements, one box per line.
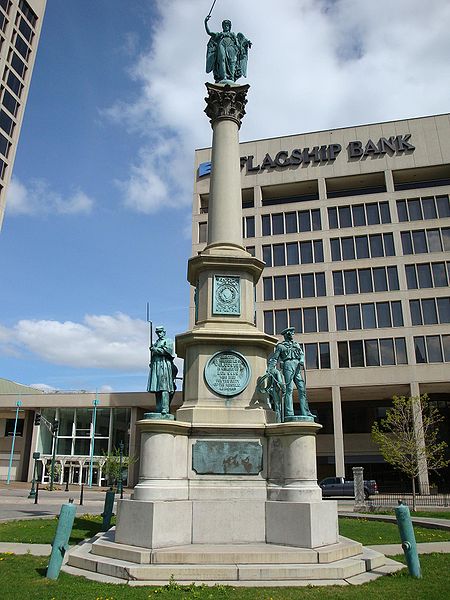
<box><xmin>192</xmin><ymin>113</ymin><xmax>450</xmax><ymax>487</ymax></box>
<box><xmin>0</xmin><ymin>0</ymin><xmax>46</xmax><ymax>228</ymax></box>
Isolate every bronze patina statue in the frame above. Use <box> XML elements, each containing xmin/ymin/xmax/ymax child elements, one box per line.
<box><xmin>205</xmin><ymin>15</ymin><xmax>251</xmax><ymax>83</ymax></box>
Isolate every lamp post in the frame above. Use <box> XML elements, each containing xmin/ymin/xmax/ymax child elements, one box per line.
<box><xmin>118</xmin><ymin>440</ymin><xmax>124</xmax><ymax>499</ymax></box>
<box><xmin>6</xmin><ymin>399</ymin><xmax>22</xmax><ymax>484</ymax></box>
<box><xmin>88</xmin><ymin>395</ymin><xmax>99</xmax><ymax>487</ymax></box>
<box><xmin>49</xmin><ymin>420</ymin><xmax>59</xmax><ymax>491</ymax></box>
<box><xmin>28</xmin><ymin>451</ymin><xmax>41</xmax><ymax>498</ymax></box>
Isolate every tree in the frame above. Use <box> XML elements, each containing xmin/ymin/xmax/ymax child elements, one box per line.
<box><xmin>372</xmin><ymin>394</ymin><xmax>449</xmax><ymax>511</ymax></box>
<box><xmin>103</xmin><ymin>448</ymin><xmax>136</xmax><ymax>489</ymax></box>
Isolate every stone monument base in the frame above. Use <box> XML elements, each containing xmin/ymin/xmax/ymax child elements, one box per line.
<box><xmin>114</xmin><ymin>499</ymin><xmax>338</xmax><ymax>549</ymax></box>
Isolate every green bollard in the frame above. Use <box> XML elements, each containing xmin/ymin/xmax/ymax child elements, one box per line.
<box><xmin>46</xmin><ymin>499</ymin><xmax>76</xmax><ymax>580</ymax></box>
<box><xmin>101</xmin><ymin>487</ymin><xmax>115</xmax><ymax>531</ymax></box>
<box><xmin>395</xmin><ymin>501</ymin><xmax>422</xmax><ymax>578</ymax></box>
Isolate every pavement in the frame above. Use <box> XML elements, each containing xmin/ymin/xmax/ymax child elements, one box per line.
<box><xmin>0</xmin><ymin>482</ymin><xmax>130</xmax><ymax>521</ymax></box>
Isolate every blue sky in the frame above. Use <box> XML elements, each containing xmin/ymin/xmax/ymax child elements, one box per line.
<box><xmin>1</xmin><ymin>0</ymin><xmax>449</xmax><ymax>392</ymax></box>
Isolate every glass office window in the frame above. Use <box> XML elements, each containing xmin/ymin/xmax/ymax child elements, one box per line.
<box><xmin>352</xmin><ymin>204</ymin><xmax>366</xmax><ymax>226</ymax></box>
<box><xmin>289</xmin><ymin>308</ymin><xmax>302</xmax><ymax>333</ymax></box>
<box><xmin>355</xmin><ymin>235</ymin><xmax>369</xmax><ymax>258</ymax></box>
<box><xmin>414</xmin><ymin>336</ymin><xmax>427</xmax><ymax>363</ymax></box>
<box><xmin>395</xmin><ymin>338</ymin><xmax>408</xmax><ymax>364</ymax></box>
<box><xmin>274</xmin><ymin>276</ymin><xmax>287</xmax><ymax>300</ymax></box>
<box><xmin>391</xmin><ymin>301</ymin><xmax>404</xmax><ymax>327</ymax></box>
<box><xmin>410</xmin><ymin>300</ymin><xmax>422</xmax><ymax>325</ymax></box>
<box><xmin>408</xmin><ymin>198</ymin><xmax>422</xmax><ymax>220</ymax></box>
<box><xmin>422</xmin><ymin>298</ymin><xmax>438</xmax><ymax>324</ymax></box>
<box><xmin>317</xmin><ymin>307</ymin><xmax>328</xmax><ymax>332</ymax></box>
<box><xmin>383</xmin><ymin>233</ymin><xmax>395</xmax><ymax>256</ymax></box>
<box><xmin>264</xmin><ymin>311</ymin><xmax>274</xmax><ymax>334</ymax></box>
<box><xmin>273</xmin><ymin>244</ymin><xmax>285</xmax><ymax>266</ymax></box>
<box><xmin>313</xmin><ymin>240</ymin><xmax>324</xmax><ymax>262</ymax></box>
<box><xmin>347</xmin><ymin>304</ymin><xmax>361</xmax><ymax>330</ymax></box>
<box><xmin>262</xmin><ymin>245</ymin><xmax>272</xmax><ymax>266</ymax></box>
<box><xmin>373</xmin><ymin>267</ymin><xmax>387</xmax><ymax>292</ymax></box>
<box><xmin>405</xmin><ymin>265</ymin><xmax>418</xmax><ymax>289</ymax></box>
<box><xmin>311</xmin><ymin>209</ymin><xmax>321</xmax><ymax>231</ymax></box>
<box><xmin>427</xmin><ymin>229</ymin><xmax>441</xmax><ymax>252</ymax></box>
<box><xmin>302</xmin><ymin>273</ymin><xmax>315</xmax><ymax>297</ymax></box>
<box><xmin>262</xmin><ymin>215</ymin><xmax>271</xmax><ymax>236</ymax></box>
<box><xmin>331</xmin><ymin>238</ymin><xmax>341</xmax><ymax>261</ymax></box>
<box><xmin>263</xmin><ymin>277</ymin><xmax>273</xmax><ymax>301</ymax></box>
<box><xmin>342</xmin><ymin>238</ymin><xmax>355</xmax><ymax>260</ymax></box>
<box><xmin>412</xmin><ymin>229</ymin><xmax>427</xmax><ymax>254</ymax></box>
<box><xmin>370</xmin><ymin>234</ymin><xmax>383</xmax><ymax>257</ymax></box>
<box><xmin>426</xmin><ymin>336</ymin><xmax>443</xmax><ymax>362</ymax></box>
<box><xmin>300</xmin><ymin>241</ymin><xmax>313</xmax><ymax>264</ymax></box>
<box><xmin>366</xmin><ymin>203</ymin><xmax>380</xmax><ymax>225</ymax></box>
<box><xmin>432</xmin><ymin>262</ymin><xmax>447</xmax><ymax>287</ymax></box>
<box><xmin>344</xmin><ymin>270</ymin><xmax>358</xmax><ymax>294</ymax></box>
<box><xmin>336</xmin><ymin>306</ymin><xmax>346</xmax><ymax>330</ymax></box>
<box><xmin>299</xmin><ymin>210</ymin><xmax>311</xmax><ymax>232</ymax></box>
<box><xmin>272</xmin><ymin>213</ymin><xmax>284</xmax><ymax>235</ymax></box>
<box><xmin>350</xmin><ymin>340</ymin><xmax>364</xmax><ymax>367</ymax></box>
<box><xmin>333</xmin><ymin>271</ymin><xmax>344</xmax><ymax>295</ymax></box>
<box><xmin>362</xmin><ymin>303</ymin><xmax>376</xmax><ymax>329</ymax></box>
<box><xmin>397</xmin><ymin>200</ymin><xmax>408</xmax><ymax>222</ymax></box>
<box><xmin>365</xmin><ymin>339</ymin><xmax>380</xmax><ymax>366</ymax></box>
<box><xmin>359</xmin><ymin>268</ymin><xmax>373</xmax><ymax>293</ymax></box>
<box><xmin>422</xmin><ymin>197</ymin><xmax>437</xmax><ymax>219</ymax></box>
<box><xmin>437</xmin><ymin>297</ymin><xmax>450</xmax><ymax>323</ymax></box>
<box><xmin>285</xmin><ymin>212</ymin><xmax>297</xmax><ymax>233</ymax></box>
<box><xmin>443</xmin><ymin>335</ymin><xmax>450</xmax><ymax>362</ymax></box>
<box><xmin>387</xmin><ymin>266</ymin><xmax>399</xmax><ymax>290</ymax></box>
<box><xmin>316</xmin><ymin>272</ymin><xmax>326</xmax><ymax>296</ymax></box>
<box><xmin>319</xmin><ymin>343</ymin><xmax>331</xmax><ymax>368</ymax></box>
<box><xmin>303</xmin><ymin>307</ymin><xmax>317</xmax><ymax>333</ymax></box>
<box><xmin>338</xmin><ymin>341</ymin><xmax>349</xmax><ymax>367</ymax></box>
<box><xmin>286</xmin><ymin>242</ymin><xmax>299</xmax><ymax>265</ymax></box>
<box><xmin>380</xmin><ymin>202</ymin><xmax>391</xmax><ymax>223</ymax></box>
<box><xmin>328</xmin><ymin>207</ymin><xmax>338</xmax><ymax>229</ymax></box>
<box><xmin>274</xmin><ymin>310</ymin><xmax>287</xmax><ymax>334</ymax></box>
<box><xmin>380</xmin><ymin>338</ymin><xmax>395</xmax><ymax>365</ymax></box>
<box><xmin>376</xmin><ymin>302</ymin><xmax>391</xmax><ymax>328</ymax></box>
<box><xmin>401</xmin><ymin>231</ymin><xmax>413</xmax><ymax>254</ymax></box>
<box><xmin>287</xmin><ymin>274</ymin><xmax>300</xmax><ymax>299</ymax></box>
<box><xmin>437</xmin><ymin>195</ymin><xmax>450</xmax><ymax>218</ymax></box>
<box><xmin>339</xmin><ymin>206</ymin><xmax>352</xmax><ymax>227</ymax></box>
<box><xmin>305</xmin><ymin>343</ymin><xmax>319</xmax><ymax>369</ymax></box>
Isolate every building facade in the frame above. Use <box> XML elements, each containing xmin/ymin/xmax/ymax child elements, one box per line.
<box><xmin>192</xmin><ymin>113</ymin><xmax>450</xmax><ymax>489</ymax></box>
<box><xmin>0</xmin><ymin>0</ymin><xmax>46</xmax><ymax>229</ymax></box>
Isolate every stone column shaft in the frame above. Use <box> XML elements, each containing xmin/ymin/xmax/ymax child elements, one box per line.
<box><xmin>332</xmin><ymin>386</ymin><xmax>345</xmax><ymax>478</ymax></box>
<box><xmin>208</xmin><ymin>118</ymin><xmax>242</xmax><ymax>247</ymax></box>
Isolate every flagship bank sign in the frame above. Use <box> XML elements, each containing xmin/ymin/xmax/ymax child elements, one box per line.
<box><xmin>198</xmin><ymin>134</ymin><xmax>415</xmax><ymax>177</ymax></box>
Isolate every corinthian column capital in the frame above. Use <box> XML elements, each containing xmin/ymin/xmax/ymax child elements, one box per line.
<box><xmin>204</xmin><ymin>82</ymin><xmax>250</xmax><ymax>129</ymax></box>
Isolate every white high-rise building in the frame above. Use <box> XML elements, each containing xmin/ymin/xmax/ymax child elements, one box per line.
<box><xmin>0</xmin><ymin>0</ymin><xmax>46</xmax><ymax>229</ymax></box>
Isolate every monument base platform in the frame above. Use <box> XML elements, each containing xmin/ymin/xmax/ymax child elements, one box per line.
<box><xmin>65</xmin><ymin>531</ymin><xmax>405</xmax><ymax>586</ymax></box>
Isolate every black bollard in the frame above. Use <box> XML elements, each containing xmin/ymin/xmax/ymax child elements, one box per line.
<box><xmin>101</xmin><ymin>488</ymin><xmax>115</xmax><ymax>531</ymax></box>
<box><xmin>79</xmin><ymin>483</ymin><xmax>84</xmax><ymax>506</ymax></box>
<box><xmin>65</xmin><ymin>480</ymin><xmax>69</xmax><ymax>492</ymax></box>
<box><xmin>34</xmin><ymin>481</ymin><xmax>39</xmax><ymax>504</ymax></box>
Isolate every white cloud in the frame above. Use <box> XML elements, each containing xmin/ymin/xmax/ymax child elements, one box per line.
<box><xmin>29</xmin><ymin>383</ymin><xmax>58</xmax><ymax>393</ymax></box>
<box><xmin>0</xmin><ymin>313</ymin><xmax>147</xmax><ymax>370</ymax></box>
<box><xmin>105</xmin><ymin>0</ymin><xmax>450</xmax><ymax>215</ymax></box>
<box><xmin>6</xmin><ymin>177</ymin><xmax>94</xmax><ymax>217</ymax></box>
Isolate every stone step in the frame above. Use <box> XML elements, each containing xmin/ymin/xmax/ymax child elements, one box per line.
<box><xmin>90</xmin><ymin>533</ymin><xmax>364</xmax><ymax>566</ymax></box>
<box><xmin>68</xmin><ymin>543</ymin><xmax>372</xmax><ymax>582</ymax></box>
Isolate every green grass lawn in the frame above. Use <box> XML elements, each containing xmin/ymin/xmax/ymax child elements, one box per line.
<box><xmin>0</xmin><ymin>553</ymin><xmax>449</xmax><ymax>600</ymax></box>
<box><xmin>338</xmin><ymin>518</ymin><xmax>450</xmax><ymax>545</ymax></box>
<box><xmin>364</xmin><ymin>510</ymin><xmax>450</xmax><ymax>520</ymax></box>
<box><xmin>0</xmin><ymin>514</ymin><xmax>112</xmax><ymax>545</ymax></box>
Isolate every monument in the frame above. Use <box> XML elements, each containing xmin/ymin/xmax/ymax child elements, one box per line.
<box><xmin>65</xmin><ymin>12</ymin><xmax>403</xmax><ymax>585</ymax></box>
